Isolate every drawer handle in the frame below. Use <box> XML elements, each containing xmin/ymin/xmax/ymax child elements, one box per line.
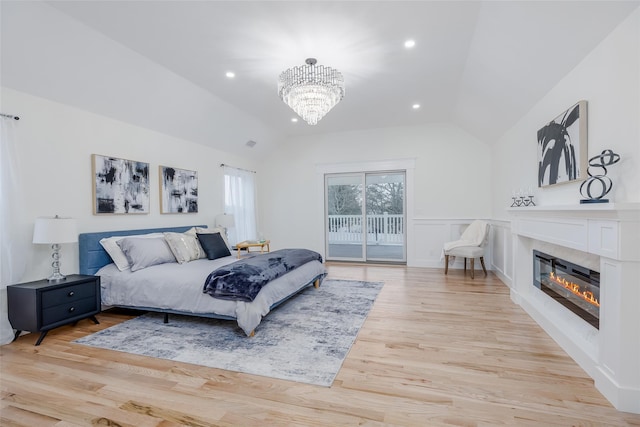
<box><xmin>69</xmin><ymin>307</ymin><xmax>75</xmax><ymax>313</ymax></box>
<box><xmin>68</xmin><ymin>291</ymin><xmax>75</xmax><ymax>297</ymax></box>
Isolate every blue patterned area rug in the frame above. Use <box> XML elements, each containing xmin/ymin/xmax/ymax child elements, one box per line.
<box><xmin>74</xmin><ymin>279</ymin><xmax>383</xmax><ymax>387</ymax></box>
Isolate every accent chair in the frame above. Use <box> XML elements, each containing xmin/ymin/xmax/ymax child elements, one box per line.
<box><xmin>443</xmin><ymin>220</ymin><xmax>490</xmax><ymax>279</ymax></box>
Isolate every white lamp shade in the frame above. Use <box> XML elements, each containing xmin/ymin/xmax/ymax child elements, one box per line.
<box><xmin>215</xmin><ymin>213</ymin><xmax>235</xmax><ymax>228</ymax></box>
<box><xmin>33</xmin><ymin>217</ymin><xmax>78</xmax><ymax>244</ymax></box>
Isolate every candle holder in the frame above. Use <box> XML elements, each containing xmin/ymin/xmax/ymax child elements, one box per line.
<box><xmin>510</xmin><ymin>189</ymin><xmax>536</xmax><ymax>207</ymax></box>
<box><xmin>511</xmin><ymin>196</ymin><xmax>536</xmax><ymax>207</ymax></box>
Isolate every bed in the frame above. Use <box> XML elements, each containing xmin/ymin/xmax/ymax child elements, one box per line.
<box><xmin>79</xmin><ymin>225</ymin><xmax>327</xmax><ymax>336</ymax></box>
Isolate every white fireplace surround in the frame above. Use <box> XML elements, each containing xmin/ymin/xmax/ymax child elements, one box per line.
<box><xmin>509</xmin><ymin>203</ymin><xmax>640</xmax><ymax>414</ymax></box>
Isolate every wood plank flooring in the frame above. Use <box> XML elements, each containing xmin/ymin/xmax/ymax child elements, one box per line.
<box><xmin>2</xmin><ymin>264</ymin><xmax>639</xmax><ymax>426</ymax></box>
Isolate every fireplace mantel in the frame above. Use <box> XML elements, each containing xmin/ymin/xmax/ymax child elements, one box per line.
<box><xmin>508</xmin><ymin>202</ymin><xmax>640</xmax><ymax>211</ymax></box>
<box><xmin>509</xmin><ymin>204</ymin><xmax>640</xmax><ymax>413</ymax></box>
<box><xmin>508</xmin><ymin>202</ymin><xmax>640</xmax><ymax>218</ymax></box>
<box><xmin>509</xmin><ymin>203</ymin><xmax>640</xmax><ymax>260</ymax></box>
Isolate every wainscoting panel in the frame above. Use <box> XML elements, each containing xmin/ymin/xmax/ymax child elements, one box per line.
<box><xmin>489</xmin><ymin>220</ymin><xmax>512</xmax><ymax>286</ymax></box>
<box><xmin>410</xmin><ymin>220</ymin><xmax>451</xmax><ymax>268</ymax></box>
<box><xmin>410</xmin><ymin>219</ymin><xmax>499</xmax><ymax>272</ymax></box>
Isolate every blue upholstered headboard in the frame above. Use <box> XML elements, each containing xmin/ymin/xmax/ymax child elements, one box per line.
<box><xmin>79</xmin><ymin>225</ymin><xmax>207</xmax><ymax>275</ymax></box>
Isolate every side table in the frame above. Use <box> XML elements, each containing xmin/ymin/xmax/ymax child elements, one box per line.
<box><xmin>7</xmin><ymin>274</ymin><xmax>101</xmax><ymax>346</ymax></box>
<box><xmin>235</xmin><ymin>240</ymin><xmax>271</xmax><ymax>258</ymax></box>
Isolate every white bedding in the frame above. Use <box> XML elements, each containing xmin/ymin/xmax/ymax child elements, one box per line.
<box><xmin>98</xmin><ymin>256</ymin><xmax>327</xmax><ymax>335</ymax></box>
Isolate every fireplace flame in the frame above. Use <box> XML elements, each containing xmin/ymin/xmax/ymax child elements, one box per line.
<box><xmin>549</xmin><ymin>272</ymin><xmax>600</xmax><ymax>307</ymax></box>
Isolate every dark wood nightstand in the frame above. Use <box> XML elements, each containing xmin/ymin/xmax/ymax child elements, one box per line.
<box><xmin>8</xmin><ymin>274</ymin><xmax>101</xmax><ymax>346</ymax></box>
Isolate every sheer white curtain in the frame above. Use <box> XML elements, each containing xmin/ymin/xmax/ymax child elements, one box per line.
<box><xmin>223</xmin><ymin>165</ymin><xmax>257</xmax><ymax>245</ymax></box>
<box><xmin>1</xmin><ymin>117</ymin><xmax>27</xmax><ymax>345</ymax></box>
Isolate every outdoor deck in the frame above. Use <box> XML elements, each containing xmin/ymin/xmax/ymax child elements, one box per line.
<box><xmin>327</xmin><ymin>214</ymin><xmax>405</xmax><ymax>261</ymax></box>
<box><xmin>328</xmin><ymin>244</ymin><xmax>404</xmax><ymax>261</ymax></box>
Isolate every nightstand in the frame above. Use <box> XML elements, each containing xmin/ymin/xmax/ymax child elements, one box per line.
<box><xmin>8</xmin><ymin>274</ymin><xmax>101</xmax><ymax>346</ymax></box>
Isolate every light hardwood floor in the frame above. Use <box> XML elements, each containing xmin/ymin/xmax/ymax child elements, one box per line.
<box><xmin>2</xmin><ymin>264</ymin><xmax>639</xmax><ymax>426</ymax></box>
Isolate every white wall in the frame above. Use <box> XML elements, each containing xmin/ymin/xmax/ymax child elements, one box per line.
<box><xmin>258</xmin><ymin>123</ymin><xmax>493</xmax><ymax>266</ymax></box>
<box><xmin>491</xmin><ymin>9</ymin><xmax>640</xmax><ymax>220</ymax></box>
<box><xmin>2</xmin><ymin>88</ymin><xmax>257</xmax><ymax>283</ymax></box>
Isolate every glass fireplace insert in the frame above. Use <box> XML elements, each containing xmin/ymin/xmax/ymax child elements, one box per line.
<box><xmin>533</xmin><ymin>250</ymin><xmax>600</xmax><ymax>329</ymax></box>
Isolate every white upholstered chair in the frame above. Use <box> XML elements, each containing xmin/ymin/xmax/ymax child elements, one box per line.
<box><xmin>443</xmin><ymin>220</ymin><xmax>490</xmax><ymax>279</ymax></box>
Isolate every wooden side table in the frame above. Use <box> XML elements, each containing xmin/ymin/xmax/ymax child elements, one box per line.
<box><xmin>7</xmin><ymin>274</ymin><xmax>101</xmax><ymax>346</ymax></box>
<box><xmin>235</xmin><ymin>240</ymin><xmax>270</xmax><ymax>258</ymax></box>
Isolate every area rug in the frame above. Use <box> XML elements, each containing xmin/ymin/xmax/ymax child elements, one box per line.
<box><xmin>74</xmin><ymin>279</ymin><xmax>383</xmax><ymax>387</ymax></box>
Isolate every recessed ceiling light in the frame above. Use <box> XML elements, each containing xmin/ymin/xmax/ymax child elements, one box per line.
<box><xmin>412</xmin><ymin>104</ymin><xmax>421</xmax><ymax>109</ymax></box>
<box><xmin>291</xmin><ymin>118</ymin><xmax>298</xmax><ymax>123</ymax></box>
<box><xmin>225</xmin><ymin>71</ymin><xmax>235</xmax><ymax>78</ymax></box>
<box><xmin>404</xmin><ymin>39</ymin><xmax>416</xmax><ymax>49</ymax></box>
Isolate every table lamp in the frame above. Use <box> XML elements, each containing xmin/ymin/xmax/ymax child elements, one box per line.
<box><xmin>215</xmin><ymin>213</ymin><xmax>235</xmax><ymax>240</ymax></box>
<box><xmin>32</xmin><ymin>215</ymin><xmax>78</xmax><ymax>281</ymax></box>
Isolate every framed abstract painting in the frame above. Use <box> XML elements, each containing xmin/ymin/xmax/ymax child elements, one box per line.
<box><xmin>537</xmin><ymin>100</ymin><xmax>588</xmax><ymax>187</ymax></box>
<box><xmin>159</xmin><ymin>166</ymin><xmax>198</xmax><ymax>213</ymax></box>
<box><xmin>92</xmin><ymin>154</ymin><xmax>150</xmax><ymax>214</ymax></box>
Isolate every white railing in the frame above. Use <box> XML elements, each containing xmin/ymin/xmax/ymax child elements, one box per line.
<box><xmin>328</xmin><ymin>214</ymin><xmax>404</xmax><ymax>244</ymax></box>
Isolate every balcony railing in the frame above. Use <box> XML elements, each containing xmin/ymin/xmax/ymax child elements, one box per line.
<box><xmin>328</xmin><ymin>214</ymin><xmax>404</xmax><ymax>244</ymax></box>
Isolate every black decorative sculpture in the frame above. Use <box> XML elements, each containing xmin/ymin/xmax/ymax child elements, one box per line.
<box><xmin>579</xmin><ymin>149</ymin><xmax>620</xmax><ymax>204</ymax></box>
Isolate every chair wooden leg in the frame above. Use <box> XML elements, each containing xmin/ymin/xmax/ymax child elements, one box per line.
<box><xmin>480</xmin><ymin>256</ymin><xmax>487</xmax><ymax>277</ymax></box>
<box><xmin>470</xmin><ymin>258</ymin><xmax>475</xmax><ymax>279</ymax></box>
<box><xmin>444</xmin><ymin>255</ymin><xmax>449</xmax><ymax>275</ymax></box>
<box><xmin>463</xmin><ymin>258</ymin><xmax>467</xmax><ymax>273</ymax></box>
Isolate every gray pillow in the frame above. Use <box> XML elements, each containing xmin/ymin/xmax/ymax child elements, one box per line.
<box><xmin>117</xmin><ymin>237</ymin><xmax>177</xmax><ymax>272</ymax></box>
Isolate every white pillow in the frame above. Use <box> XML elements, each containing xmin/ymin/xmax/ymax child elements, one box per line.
<box><xmin>163</xmin><ymin>232</ymin><xmax>204</xmax><ymax>264</ymax></box>
<box><xmin>184</xmin><ymin>227</ymin><xmax>207</xmax><ymax>259</ymax></box>
<box><xmin>100</xmin><ymin>232</ymin><xmax>164</xmax><ymax>271</ymax></box>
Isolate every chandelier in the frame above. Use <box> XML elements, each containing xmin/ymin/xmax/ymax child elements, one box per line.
<box><xmin>277</xmin><ymin>58</ymin><xmax>345</xmax><ymax>125</ymax></box>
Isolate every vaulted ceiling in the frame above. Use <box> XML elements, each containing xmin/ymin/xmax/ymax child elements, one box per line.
<box><xmin>2</xmin><ymin>1</ymin><xmax>638</xmax><ymax>156</ymax></box>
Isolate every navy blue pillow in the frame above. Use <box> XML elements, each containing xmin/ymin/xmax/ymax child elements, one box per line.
<box><xmin>197</xmin><ymin>233</ymin><xmax>231</xmax><ymax>260</ymax></box>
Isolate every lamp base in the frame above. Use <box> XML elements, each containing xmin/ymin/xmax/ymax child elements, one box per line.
<box><xmin>47</xmin><ymin>243</ymin><xmax>66</xmax><ymax>281</ymax></box>
<box><xmin>47</xmin><ymin>272</ymin><xmax>67</xmax><ymax>282</ymax></box>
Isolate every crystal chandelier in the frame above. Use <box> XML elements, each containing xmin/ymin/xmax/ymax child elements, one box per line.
<box><xmin>277</xmin><ymin>58</ymin><xmax>345</xmax><ymax>125</ymax></box>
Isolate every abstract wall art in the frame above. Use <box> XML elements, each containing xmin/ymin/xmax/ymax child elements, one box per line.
<box><xmin>92</xmin><ymin>154</ymin><xmax>150</xmax><ymax>214</ymax></box>
<box><xmin>537</xmin><ymin>100</ymin><xmax>588</xmax><ymax>187</ymax></box>
<box><xmin>159</xmin><ymin>166</ymin><xmax>198</xmax><ymax>213</ymax></box>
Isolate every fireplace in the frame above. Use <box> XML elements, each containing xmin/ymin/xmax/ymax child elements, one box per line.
<box><xmin>533</xmin><ymin>250</ymin><xmax>600</xmax><ymax>329</ymax></box>
<box><xmin>509</xmin><ymin>205</ymin><xmax>640</xmax><ymax>413</ymax></box>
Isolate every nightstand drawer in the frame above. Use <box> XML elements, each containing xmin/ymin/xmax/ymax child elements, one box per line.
<box><xmin>42</xmin><ymin>282</ymin><xmax>96</xmax><ymax>308</ymax></box>
<box><xmin>42</xmin><ymin>297</ymin><xmax>97</xmax><ymax>326</ymax></box>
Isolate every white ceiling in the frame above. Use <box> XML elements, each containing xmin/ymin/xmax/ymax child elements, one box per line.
<box><xmin>2</xmin><ymin>1</ymin><xmax>638</xmax><ymax>155</ymax></box>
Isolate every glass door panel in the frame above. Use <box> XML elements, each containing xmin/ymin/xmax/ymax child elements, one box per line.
<box><xmin>365</xmin><ymin>172</ymin><xmax>406</xmax><ymax>262</ymax></box>
<box><xmin>325</xmin><ymin>171</ymin><xmax>406</xmax><ymax>263</ymax></box>
<box><xmin>325</xmin><ymin>174</ymin><xmax>364</xmax><ymax>261</ymax></box>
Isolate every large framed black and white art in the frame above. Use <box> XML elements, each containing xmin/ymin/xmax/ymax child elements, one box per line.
<box><xmin>159</xmin><ymin>166</ymin><xmax>198</xmax><ymax>213</ymax></box>
<box><xmin>92</xmin><ymin>154</ymin><xmax>150</xmax><ymax>214</ymax></box>
<box><xmin>537</xmin><ymin>100</ymin><xmax>588</xmax><ymax>187</ymax></box>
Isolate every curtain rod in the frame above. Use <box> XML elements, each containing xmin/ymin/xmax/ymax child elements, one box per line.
<box><xmin>220</xmin><ymin>163</ymin><xmax>256</xmax><ymax>173</ymax></box>
<box><xmin>0</xmin><ymin>113</ymin><xmax>20</xmax><ymax>120</ymax></box>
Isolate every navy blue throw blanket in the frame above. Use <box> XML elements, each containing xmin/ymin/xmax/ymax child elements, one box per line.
<box><xmin>203</xmin><ymin>248</ymin><xmax>323</xmax><ymax>302</ymax></box>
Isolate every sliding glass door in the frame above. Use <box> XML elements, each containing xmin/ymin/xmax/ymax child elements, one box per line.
<box><xmin>325</xmin><ymin>171</ymin><xmax>405</xmax><ymax>263</ymax></box>
<box><xmin>326</xmin><ymin>174</ymin><xmax>365</xmax><ymax>260</ymax></box>
<box><xmin>365</xmin><ymin>172</ymin><xmax>405</xmax><ymax>262</ymax></box>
